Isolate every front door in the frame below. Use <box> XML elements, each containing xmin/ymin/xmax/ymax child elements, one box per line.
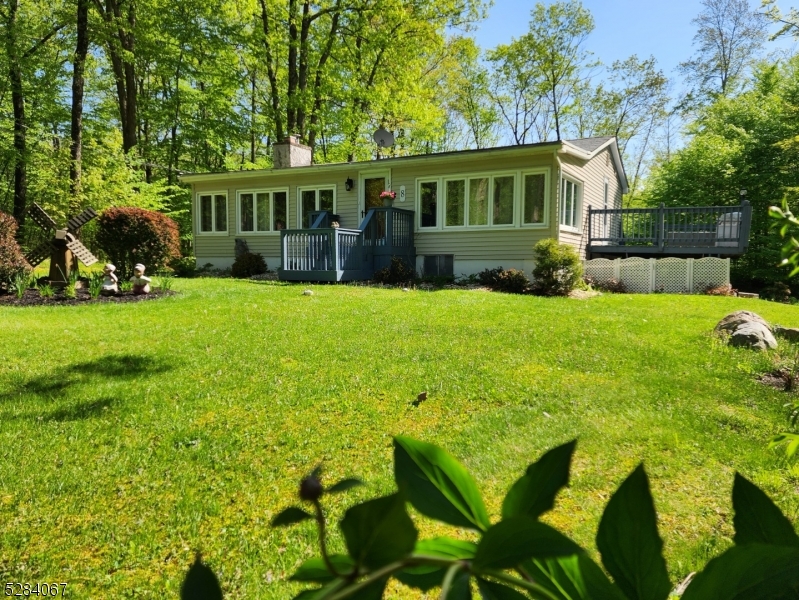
<box><xmin>363</xmin><ymin>177</ymin><xmax>385</xmax><ymax>218</ymax></box>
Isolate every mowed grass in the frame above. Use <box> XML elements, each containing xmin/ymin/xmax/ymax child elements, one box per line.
<box><xmin>1</xmin><ymin>279</ymin><xmax>798</xmax><ymax>598</ymax></box>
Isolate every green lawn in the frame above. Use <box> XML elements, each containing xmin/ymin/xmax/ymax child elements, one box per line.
<box><xmin>1</xmin><ymin>280</ymin><xmax>797</xmax><ymax>598</ymax></box>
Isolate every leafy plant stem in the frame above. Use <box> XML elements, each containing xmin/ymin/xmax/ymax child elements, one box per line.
<box><xmin>324</xmin><ymin>556</ymin><xmax>464</xmax><ymax>600</ymax></box>
<box><xmin>482</xmin><ymin>569</ymin><xmax>562</xmax><ymax>600</ymax></box>
<box><xmin>439</xmin><ymin>562</ymin><xmax>463</xmax><ymax>599</ymax></box>
<box><xmin>313</xmin><ymin>498</ymin><xmax>341</xmax><ymax>578</ymax></box>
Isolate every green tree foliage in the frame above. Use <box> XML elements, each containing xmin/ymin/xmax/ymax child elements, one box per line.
<box><xmin>643</xmin><ymin>60</ymin><xmax>799</xmax><ymax>291</ymax></box>
<box><xmin>679</xmin><ymin>0</ymin><xmax>768</xmax><ymax>102</ymax></box>
<box><xmin>487</xmin><ymin>0</ymin><xmax>596</xmax><ymax>143</ymax></box>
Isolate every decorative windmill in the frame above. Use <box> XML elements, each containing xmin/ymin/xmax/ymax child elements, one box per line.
<box><xmin>24</xmin><ymin>202</ymin><xmax>99</xmax><ymax>285</ymax></box>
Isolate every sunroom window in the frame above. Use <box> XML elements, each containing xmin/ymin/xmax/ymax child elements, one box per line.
<box><xmin>419</xmin><ymin>181</ymin><xmax>438</xmax><ymax>228</ymax></box>
<box><xmin>560</xmin><ymin>178</ymin><xmax>579</xmax><ymax>229</ymax></box>
<box><xmin>523</xmin><ymin>173</ymin><xmax>546</xmax><ymax>225</ymax></box>
<box><xmin>238</xmin><ymin>190</ymin><xmax>288</xmax><ymax>233</ymax></box>
<box><xmin>445</xmin><ymin>175</ymin><xmax>516</xmax><ymax>228</ymax></box>
<box><xmin>198</xmin><ymin>193</ymin><xmax>228</xmax><ymax>234</ymax></box>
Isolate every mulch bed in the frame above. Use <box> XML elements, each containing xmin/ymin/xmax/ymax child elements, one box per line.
<box><xmin>0</xmin><ymin>287</ymin><xmax>176</xmax><ymax>307</ymax></box>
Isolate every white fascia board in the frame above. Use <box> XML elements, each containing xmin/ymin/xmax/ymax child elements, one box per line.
<box><xmin>179</xmin><ymin>142</ymin><xmax>563</xmax><ymax>185</ymax></box>
<box><xmin>560</xmin><ymin>138</ymin><xmax>629</xmax><ymax>195</ymax></box>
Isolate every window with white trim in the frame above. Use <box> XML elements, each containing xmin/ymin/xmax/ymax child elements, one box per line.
<box><xmin>237</xmin><ymin>189</ymin><xmax>288</xmax><ymax>233</ymax></box>
<box><xmin>418</xmin><ymin>180</ymin><xmax>438</xmax><ymax>228</ymax></box>
<box><xmin>298</xmin><ymin>186</ymin><xmax>335</xmax><ymax>227</ymax></box>
<box><xmin>560</xmin><ymin>177</ymin><xmax>580</xmax><ymax>229</ymax></box>
<box><xmin>198</xmin><ymin>192</ymin><xmax>228</xmax><ymax>234</ymax></box>
<box><xmin>522</xmin><ymin>172</ymin><xmax>546</xmax><ymax>225</ymax></box>
<box><xmin>444</xmin><ymin>174</ymin><xmax>516</xmax><ymax>228</ymax></box>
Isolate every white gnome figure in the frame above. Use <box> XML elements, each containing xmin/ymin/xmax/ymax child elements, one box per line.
<box><xmin>130</xmin><ymin>263</ymin><xmax>152</xmax><ymax>295</ymax></box>
<box><xmin>101</xmin><ymin>264</ymin><xmax>119</xmax><ymax>295</ymax></box>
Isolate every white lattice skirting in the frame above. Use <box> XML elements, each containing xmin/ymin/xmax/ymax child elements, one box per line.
<box><xmin>584</xmin><ymin>257</ymin><xmax>730</xmax><ymax>293</ymax></box>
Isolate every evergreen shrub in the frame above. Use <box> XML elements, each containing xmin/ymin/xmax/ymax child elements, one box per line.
<box><xmin>477</xmin><ymin>266</ymin><xmax>529</xmax><ymax>294</ymax></box>
<box><xmin>373</xmin><ymin>257</ymin><xmax>415</xmax><ymax>284</ymax></box>
<box><xmin>531</xmin><ymin>239</ymin><xmax>583</xmax><ymax>296</ymax></box>
<box><xmin>231</xmin><ymin>252</ymin><xmax>267</xmax><ymax>278</ymax></box>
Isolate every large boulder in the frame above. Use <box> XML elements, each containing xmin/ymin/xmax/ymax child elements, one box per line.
<box><xmin>773</xmin><ymin>325</ymin><xmax>799</xmax><ymax>343</ymax></box>
<box><xmin>714</xmin><ymin>311</ymin><xmax>770</xmax><ymax>335</ymax></box>
<box><xmin>728</xmin><ymin>322</ymin><xmax>778</xmax><ymax>351</ymax></box>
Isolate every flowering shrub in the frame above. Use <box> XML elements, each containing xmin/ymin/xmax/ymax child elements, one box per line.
<box><xmin>0</xmin><ymin>211</ymin><xmax>31</xmax><ymax>288</ymax></box>
<box><xmin>96</xmin><ymin>207</ymin><xmax>180</xmax><ymax>280</ymax></box>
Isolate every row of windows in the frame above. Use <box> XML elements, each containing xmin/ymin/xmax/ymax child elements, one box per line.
<box><xmin>198</xmin><ymin>187</ymin><xmax>333</xmax><ymax>235</ymax></box>
<box><xmin>198</xmin><ymin>171</ymin><xmax>598</xmax><ymax>234</ymax></box>
<box><xmin>418</xmin><ymin>172</ymin><xmax>548</xmax><ymax>230</ymax></box>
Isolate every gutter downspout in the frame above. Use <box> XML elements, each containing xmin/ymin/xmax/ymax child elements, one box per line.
<box><xmin>554</xmin><ymin>149</ymin><xmax>562</xmax><ymax>243</ymax></box>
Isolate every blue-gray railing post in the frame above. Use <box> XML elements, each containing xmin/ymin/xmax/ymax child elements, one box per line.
<box><xmin>387</xmin><ymin>208</ymin><xmax>394</xmax><ymax>254</ymax></box>
<box><xmin>739</xmin><ymin>199</ymin><xmax>752</xmax><ymax>252</ymax></box>
<box><xmin>657</xmin><ymin>203</ymin><xmax>665</xmax><ymax>251</ymax></box>
<box><xmin>587</xmin><ymin>205</ymin><xmax>593</xmax><ymax>248</ymax></box>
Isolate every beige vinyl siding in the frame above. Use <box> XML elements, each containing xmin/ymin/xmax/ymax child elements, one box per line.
<box><xmin>558</xmin><ymin>148</ymin><xmax>622</xmax><ymax>258</ymax></box>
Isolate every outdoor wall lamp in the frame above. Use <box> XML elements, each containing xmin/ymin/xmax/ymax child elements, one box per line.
<box><xmin>345</xmin><ymin>178</ymin><xmax>354</xmax><ymax>191</ymax></box>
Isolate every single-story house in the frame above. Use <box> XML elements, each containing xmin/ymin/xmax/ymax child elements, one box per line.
<box><xmin>180</xmin><ymin>136</ymin><xmax>631</xmax><ymax>280</ymax></box>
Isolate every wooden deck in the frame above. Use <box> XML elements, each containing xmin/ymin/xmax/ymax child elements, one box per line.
<box><xmin>278</xmin><ymin>207</ymin><xmax>416</xmax><ymax>282</ymax></box>
<box><xmin>587</xmin><ymin>200</ymin><xmax>752</xmax><ymax>258</ymax></box>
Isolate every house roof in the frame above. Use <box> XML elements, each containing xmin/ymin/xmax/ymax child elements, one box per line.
<box><xmin>565</xmin><ymin>136</ymin><xmax>614</xmax><ymax>154</ymax></box>
<box><xmin>180</xmin><ymin>136</ymin><xmax>629</xmax><ymax>193</ymax></box>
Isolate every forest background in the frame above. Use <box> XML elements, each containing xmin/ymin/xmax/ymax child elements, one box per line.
<box><xmin>1</xmin><ymin>0</ymin><xmax>799</xmax><ymax>290</ymax></box>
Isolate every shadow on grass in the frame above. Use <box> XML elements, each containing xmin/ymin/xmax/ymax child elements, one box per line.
<box><xmin>0</xmin><ymin>354</ymin><xmax>175</xmax><ymax>421</ymax></box>
<box><xmin>43</xmin><ymin>396</ymin><xmax>116</xmax><ymax>422</ymax></box>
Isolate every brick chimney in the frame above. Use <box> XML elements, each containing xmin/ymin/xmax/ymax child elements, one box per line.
<box><xmin>273</xmin><ymin>135</ymin><xmax>312</xmax><ymax>169</ymax></box>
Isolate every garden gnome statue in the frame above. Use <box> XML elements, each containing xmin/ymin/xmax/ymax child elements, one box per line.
<box><xmin>130</xmin><ymin>263</ymin><xmax>152</xmax><ymax>295</ymax></box>
<box><xmin>101</xmin><ymin>264</ymin><xmax>119</xmax><ymax>295</ymax></box>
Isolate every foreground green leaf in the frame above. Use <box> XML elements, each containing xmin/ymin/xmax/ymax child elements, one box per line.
<box><xmin>394</xmin><ymin>436</ymin><xmax>491</xmax><ymax>531</ymax></box>
<box><xmin>502</xmin><ymin>440</ymin><xmax>576</xmax><ymax>520</ymax></box>
<box><xmin>289</xmin><ymin>555</ymin><xmax>356</xmax><ymax>583</ymax></box>
<box><xmin>444</xmin><ymin>569</ymin><xmax>472</xmax><ymax>600</ymax></box>
<box><xmin>682</xmin><ymin>544</ymin><xmax>799</xmax><ymax>599</ymax></box>
<box><xmin>732</xmin><ymin>473</ymin><xmax>799</xmax><ymax>547</ymax></box>
<box><xmin>396</xmin><ymin>538</ymin><xmax>478</xmax><ymax>591</ymax></box>
<box><xmin>596</xmin><ymin>464</ymin><xmax>670</xmax><ymax>600</ymax></box>
<box><xmin>523</xmin><ymin>555</ymin><xmax>625</xmax><ymax>600</ymax></box>
<box><xmin>271</xmin><ymin>506</ymin><xmax>314</xmax><ymax>527</ymax></box>
<box><xmin>340</xmin><ymin>492</ymin><xmax>417</xmax><ymax>569</ymax></box>
<box><xmin>477</xmin><ymin>578</ymin><xmax>528</xmax><ymax>600</ymax></box>
<box><xmin>181</xmin><ymin>555</ymin><xmax>223</xmax><ymax>600</ymax></box>
<box><xmin>415</xmin><ymin>537</ymin><xmax>478</xmax><ymax>559</ymax></box>
<box><xmin>473</xmin><ymin>516</ymin><xmax>582</xmax><ymax>570</ymax></box>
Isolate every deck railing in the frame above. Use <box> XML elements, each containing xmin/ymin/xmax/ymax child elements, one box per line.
<box><xmin>587</xmin><ymin>200</ymin><xmax>752</xmax><ymax>256</ymax></box>
<box><xmin>279</xmin><ymin>207</ymin><xmax>416</xmax><ymax>280</ymax></box>
<box><xmin>281</xmin><ymin>228</ymin><xmax>363</xmax><ymax>272</ymax></box>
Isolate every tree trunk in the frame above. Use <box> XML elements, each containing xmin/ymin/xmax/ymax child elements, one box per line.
<box><xmin>97</xmin><ymin>0</ymin><xmax>137</xmax><ymax>152</ymax></box>
<box><xmin>69</xmin><ymin>0</ymin><xmax>90</xmax><ymax>213</ymax></box>
<box><xmin>5</xmin><ymin>0</ymin><xmax>26</xmax><ymax>224</ymax></box>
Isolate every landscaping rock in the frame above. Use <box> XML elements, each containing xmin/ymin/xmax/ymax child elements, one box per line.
<box><xmin>728</xmin><ymin>322</ymin><xmax>778</xmax><ymax>350</ymax></box>
<box><xmin>302</xmin><ymin>289</ymin><xmax>313</xmax><ymax>296</ymax></box>
<box><xmin>774</xmin><ymin>325</ymin><xmax>799</xmax><ymax>343</ymax></box>
<box><xmin>714</xmin><ymin>310</ymin><xmax>770</xmax><ymax>335</ymax></box>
